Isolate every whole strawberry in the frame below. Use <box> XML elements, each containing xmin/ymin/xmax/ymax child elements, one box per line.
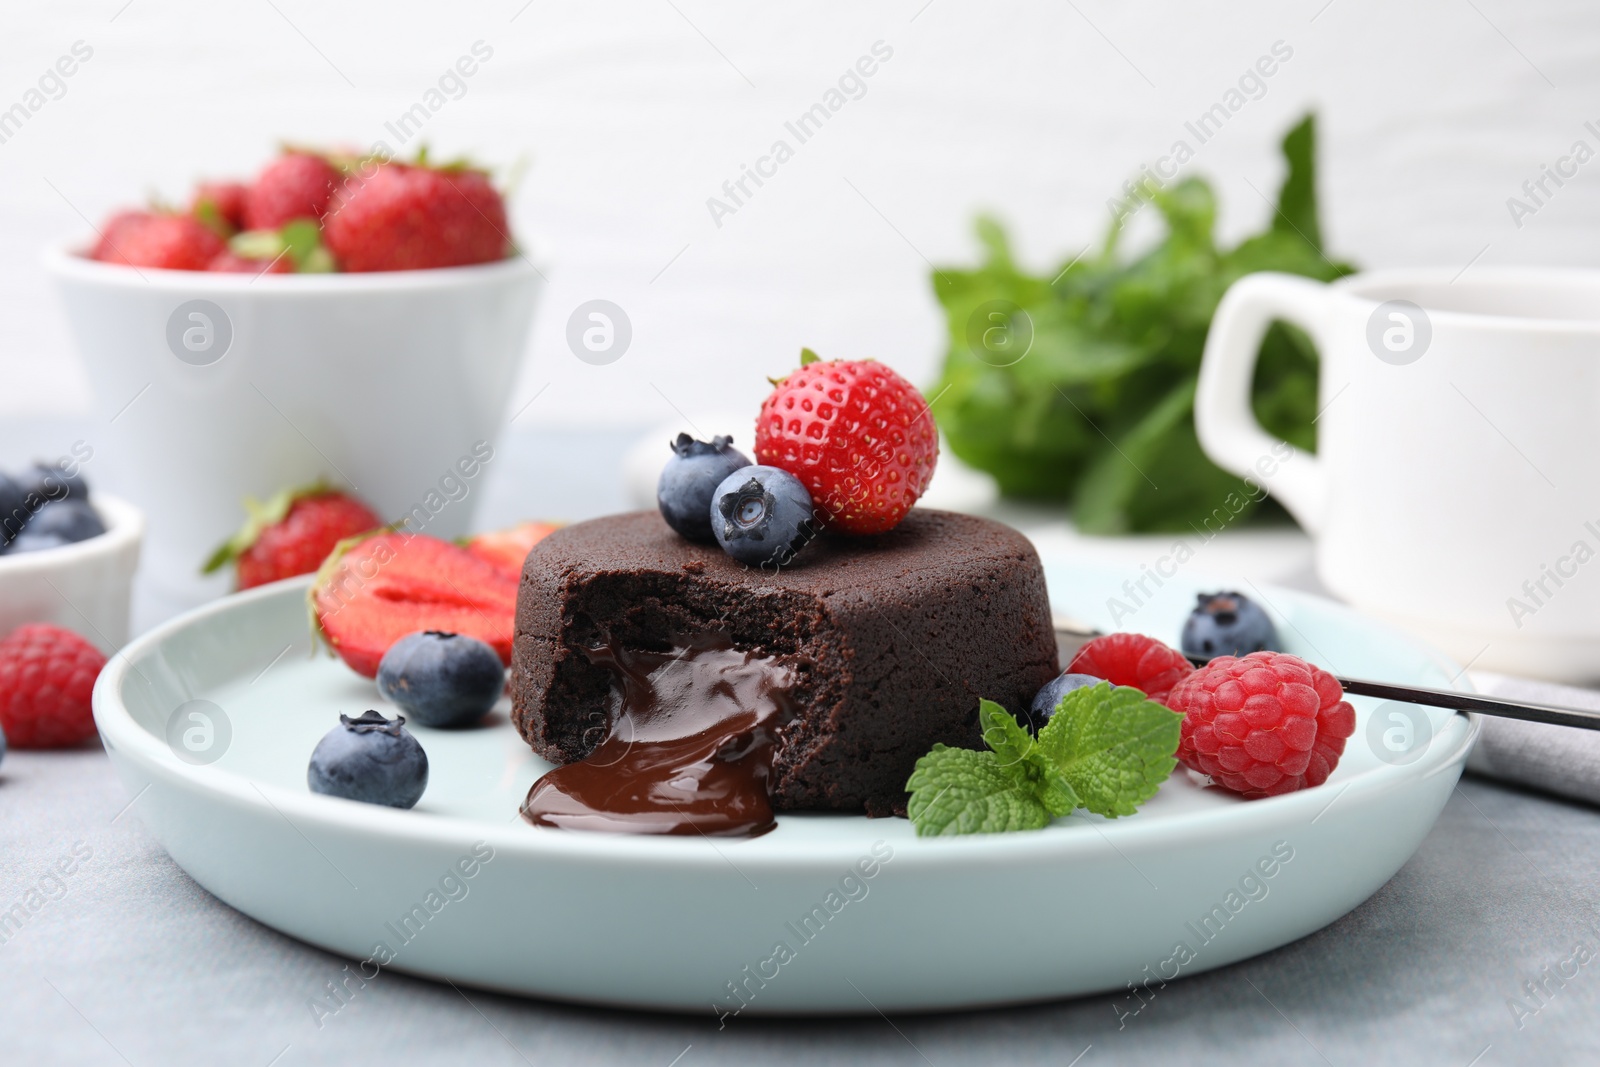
<box><xmin>203</xmin><ymin>484</ymin><xmax>382</xmax><ymax>590</ymax></box>
<box><xmin>324</xmin><ymin>162</ymin><xmax>510</xmax><ymax>272</ymax></box>
<box><xmin>755</xmin><ymin>352</ymin><xmax>939</xmax><ymax>535</ymax></box>
<box><xmin>191</xmin><ymin>180</ymin><xmax>249</xmax><ymax>233</ymax></box>
<box><xmin>208</xmin><ymin>251</ymin><xmax>292</xmax><ymax>274</ymax></box>
<box><xmin>90</xmin><ymin>210</ymin><xmax>147</xmax><ymax>262</ymax></box>
<box><xmin>91</xmin><ymin>211</ymin><xmax>225</xmax><ymax>271</ymax></box>
<box><xmin>243</xmin><ymin>151</ymin><xmax>340</xmax><ymax>231</ymax></box>
<box><xmin>1168</xmin><ymin>651</ymin><xmax>1356</xmax><ymax>799</ymax></box>
<box><xmin>0</xmin><ymin>624</ymin><xmax>107</xmax><ymax>748</ymax></box>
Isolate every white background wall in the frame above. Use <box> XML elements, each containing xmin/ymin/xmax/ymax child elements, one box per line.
<box><xmin>3</xmin><ymin>0</ymin><xmax>1598</xmax><ymax>429</ymax></box>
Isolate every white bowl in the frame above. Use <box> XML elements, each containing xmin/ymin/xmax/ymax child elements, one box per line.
<box><xmin>46</xmin><ymin>246</ymin><xmax>543</xmax><ymax>615</ymax></box>
<box><xmin>0</xmin><ymin>493</ymin><xmax>144</xmax><ymax>651</ymax></box>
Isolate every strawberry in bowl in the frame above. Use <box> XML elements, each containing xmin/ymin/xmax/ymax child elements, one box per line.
<box><xmin>85</xmin><ymin>147</ymin><xmax>515</xmax><ymax>275</ymax></box>
<box><xmin>48</xmin><ymin>145</ymin><xmax>541</xmax><ymax>614</ymax></box>
<box><xmin>324</xmin><ymin>159</ymin><xmax>511</xmax><ymax>272</ymax></box>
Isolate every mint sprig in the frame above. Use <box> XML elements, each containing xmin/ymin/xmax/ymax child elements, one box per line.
<box><xmin>1034</xmin><ymin>683</ymin><xmax>1183</xmax><ymax>817</ymax></box>
<box><xmin>905</xmin><ymin>684</ymin><xmax>1180</xmax><ymax>836</ymax></box>
<box><xmin>904</xmin><ymin>745</ymin><xmax>1072</xmax><ymax>835</ymax></box>
<box><xmin>907</xmin><ymin>700</ymin><xmax>1077</xmax><ymax>835</ymax></box>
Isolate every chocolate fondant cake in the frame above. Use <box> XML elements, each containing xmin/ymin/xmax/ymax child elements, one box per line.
<box><xmin>511</xmin><ymin>509</ymin><xmax>1059</xmax><ymax>822</ymax></box>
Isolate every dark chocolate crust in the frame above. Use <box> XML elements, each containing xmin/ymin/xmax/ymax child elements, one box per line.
<box><xmin>511</xmin><ymin>509</ymin><xmax>1059</xmax><ymax>817</ymax></box>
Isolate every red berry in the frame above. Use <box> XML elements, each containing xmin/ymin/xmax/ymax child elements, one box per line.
<box><xmin>464</xmin><ymin>521</ymin><xmax>561</xmax><ymax>579</ymax></box>
<box><xmin>754</xmin><ymin>358</ymin><xmax>939</xmax><ymax>535</ymax></box>
<box><xmin>191</xmin><ymin>180</ymin><xmax>249</xmax><ymax>232</ymax></box>
<box><xmin>312</xmin><ymin>533</ymin><xmax>519</xmax><ymax>677</ymax></box>
<box><xmin>0</xmin><ymin>624</ymin><xmax>107</xmax><ymax>748</ymax></box>
<box><xmin>1067</xmin><ymin>632</ymin><xmax>1194</xmax><ymax>703</ymax></box>
<box><xmin>324</xmin><ymin>163</ymin><xmax>510</xmax><ymax>272</ymax></box>
<box><xmin>1167</xmin><ymin>651</ymin><xmax>1357</xmax><ymax>799</ymax></box>
<box><xmin>243</xmin><ymin>152</ymin><xmax>340</xmax><ymax>231</ymax></box>
<box><xmin>207</xmin><ymin>250</ymin><xmax>291</xmax><ymax>274</ymax></box>
<box><xmin>204</xmin><ymin>486</ymin><xmax>382</xmax><ymax>591</ymax></box>
<box><xmin>91</xmin><ymin>211</ymin><xmax>225</xmax><ymax>271</ymax></box>
<box><xmin>90</xmin><ymin>210</ymin><xmax>148</xmax><ymax>259</ymax></box>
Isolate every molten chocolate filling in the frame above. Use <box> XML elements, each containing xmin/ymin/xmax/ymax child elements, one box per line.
<box><xmin>521</xmin><ymin>633</ymin><xmax>800</xmax><ymax>836</ymax></box>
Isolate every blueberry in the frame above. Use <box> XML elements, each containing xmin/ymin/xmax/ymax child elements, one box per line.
<box><xmin>0</xmin><ymin>473</ymin><xmax>26</xmax><ymax>546</ymax></box>
<box><xmin>658</xmin><ymin>433</ymin><xmax>751</xmax><ymax>541</ymax></box>
<box><xmin>7</xmin><ymin>531</ymin><xmax>73</xmax><ymax>554</ymax></box>
<box><xmin>377</xmin><ymin>630</ymin><xmax>505</xmax><ymax>729</ymax></box>
<box><xmin>1027</xmin><ymin>672</ymin><xmax>1109</xmax><ymax>732</ymax></box>
<box><xmin>308</xmin><ymin>710</ymin><xmax>429</xmax><ymax>808</ymax></box>
<box><xmin>711</xmin><ymin>465</ymin><xmax>817</xmax><ymax>567</ymax></box>
<box><xmin>1181</xmin><ymin>591</ymin><xmax>1278</xmax><ymax>658</ymax></box>
<box><xmin>21</xmin><ymin>500</ymin><xmax>105</xmax><ymax>545</ymax></box>
<box><xmin>19</xmin><ymin>461</ymin><xmax>88</xmax><ymax>504</ymax></box>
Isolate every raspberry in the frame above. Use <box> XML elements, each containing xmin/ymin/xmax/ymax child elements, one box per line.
<box><xmin>1066</xmin><ymin>632</ymin><xmax>1194</xmax><ymax>703</ymax></box>
<box><xmin>1167</xmin><ymin>651</ymin><xmax>1356</xmax><ymax>798</ymax></box>
<box><xmin>0</xmin><ymin>624</ymin><xmax>108</xmax><ymax>748</ymax></box>
<box><xmin>754</xmin><ymin>357</ymin><xmax>939</xmax><ymax>535</ymax></box>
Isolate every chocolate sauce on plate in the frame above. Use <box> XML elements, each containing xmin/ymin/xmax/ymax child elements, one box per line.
<box><xmin>521</xmin><ymin>634</ymin><xmax>800</xmax><ymax>837</ymax></box>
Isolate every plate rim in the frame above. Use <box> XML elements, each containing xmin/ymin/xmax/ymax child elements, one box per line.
<box><xmin>93</xmin><ymin>571</ymin><xmax>1481</xmax><ymax>870</ymax></box>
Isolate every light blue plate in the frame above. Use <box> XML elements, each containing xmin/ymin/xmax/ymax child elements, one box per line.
<box><xmin>94</xmin><ymin>558</ymin><xmax>1476</xmax><ymax>1014</ymax></box>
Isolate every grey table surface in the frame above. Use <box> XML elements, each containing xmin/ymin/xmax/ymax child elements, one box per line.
<box><xmin>4</xmin><ymin>423</ymin><xmax>1600</xmax><ymax>1066</ymax></box>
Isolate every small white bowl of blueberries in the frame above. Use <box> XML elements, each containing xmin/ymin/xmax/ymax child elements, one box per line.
<box><xmin>0</xmin><ymin>459</ymin><xmax>144</xmax><ymax>651</ymax></box>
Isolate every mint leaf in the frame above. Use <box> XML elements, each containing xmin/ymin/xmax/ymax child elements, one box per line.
<box><xmin>1271</xmin><ymin>113</ymin><xmax>1321</xmax><ymax>252</ymax></box>
<box><xmin>1029</xmin><ymin>752</ymin><xmax>1080</xmax><ymax>818</ymax></box>
<box><xmin>904</xmin><ymin>687</ymin><xmax>1177</xmax><ymax>836</ymax></box>
<box><xmin>905</xmin><ymin>745</ymin><xmax>1076</xmax><ymax>837</ymax></box>
<box><xmin>976</xmin><ymin>698</ymin><xmax>1077</xmax><ymax>811</ymax></box>
<box><xmin>977</xmin><ymin>697</ymin><xmax>1033</xmax><ymax>767</ymax></box>
<box><xmin>1035</xmin><ymin>683</ymin><xmax>1181</xmax><ymax>818</ymax></box>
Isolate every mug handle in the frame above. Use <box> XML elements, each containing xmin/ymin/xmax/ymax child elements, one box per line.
<box><xmin>1195</xmin><ymin>272</ymin><xmax>1331</xmax><ymax>534</ymax></box>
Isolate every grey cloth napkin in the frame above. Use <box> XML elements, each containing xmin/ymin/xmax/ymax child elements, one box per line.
<box><xmin>1466</xmin><ymin>670</ymin><xmax>1600</xmax><ymax>807</ymax></box>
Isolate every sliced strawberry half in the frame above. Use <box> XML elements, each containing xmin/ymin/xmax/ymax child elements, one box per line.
<box><xmin>310</xmin><ymin>531</ymin><xmax>519</xmax><ymax>678</ymax></box>
<box><xmin>463</xmin><ymin>520</ymin><xmax>561</xmax><ymax>579</ymax></box>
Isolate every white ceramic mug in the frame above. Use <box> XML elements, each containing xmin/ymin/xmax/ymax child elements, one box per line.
<box><xmin>1197</xmin><ymin>267</ymin><xmax>1600</xmax><ymax>682</ymax></box>
<box><xmin>48</xmin><ymin>248</ymin><xmax>542</xmax><ymax>622</ymax></box>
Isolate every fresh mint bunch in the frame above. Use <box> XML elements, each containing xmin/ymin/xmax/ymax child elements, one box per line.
<box><xmin>929</xmin><ymin>113</ymin><xmax>1353</xmax><ymax>534</ymax></box>
<box><xmin>906</xmin><ymin>684</ymin><xmax>1181</xmax><ymax>836</ymax></box>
